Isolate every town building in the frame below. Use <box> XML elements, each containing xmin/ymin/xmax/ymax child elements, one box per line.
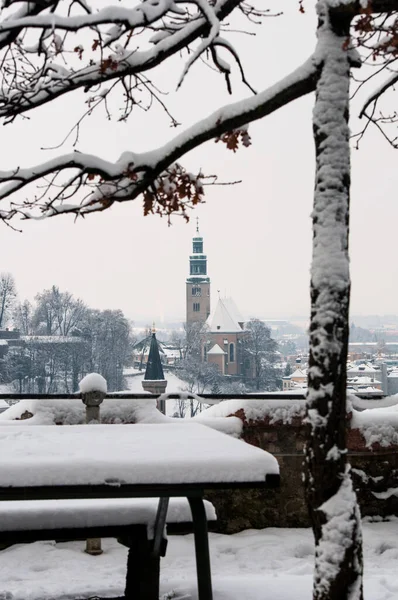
<box><xmin>347</xmin><ymin>363</ymin><xmax>387</xmax><ymax>393</ymax></box>
<box><xmin>282</xmin><ymin>367</ymin><xmax>307</xmax><ymax>391</ymax></box>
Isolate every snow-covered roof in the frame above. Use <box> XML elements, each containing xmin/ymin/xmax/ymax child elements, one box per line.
<box><xmin>348</xmin><ymin>376</ymin><xmax>381</xmax><ymax>385</ymax></box>
<box><xmin>162</xmin><ymin>347</ymin><xmax>181</xmax><ymax>358</ymax></box>
<box><xmin>288</xmin><ymin>368</ymin><xmax>307</xmax><ymax>379</ymax></box>
<box><xmin>222</xmin><ymin>298</ymin><xmax>244</xmax><ymax>326</ymax></box>
<box><xmin>0</xmin><ymin>340</ymin><xmax>8</xmax><ymax>346</ymax></box>
<box><xmin>347</xmin><ymin>364</ymin><xmax>378</xmax><ymax>374</ymax></box>
<box><xmin>21</xmin><ymin>336</ymin><xmax>84</xmax><ymax>344</ymax></box>
<box><xmin>206</xmin><ymin>298</ymin><xmax>243</xmax><ymax>333</ymax></box>
<box><xmin>207</xmin><ymin>343</ymin><xmax>226</xmax><ymax>355</ymax></box>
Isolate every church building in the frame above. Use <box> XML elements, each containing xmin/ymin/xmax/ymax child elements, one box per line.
<box><xmin>204</xmin><ymin>297</ymin><xmax>247</xmax><ymax>376</ymax></box>
<box><xmin>185</xmin><ymin>224</ymin><xmax>247</xmax><ymax>376</ymax></box>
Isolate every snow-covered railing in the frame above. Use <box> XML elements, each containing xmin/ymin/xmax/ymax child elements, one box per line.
<box><xmin>0</xmin><ymin>391</ymin><xmax>386</xmax><ymax>402</ymax></box>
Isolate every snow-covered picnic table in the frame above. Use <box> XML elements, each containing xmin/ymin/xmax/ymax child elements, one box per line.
<box><xmin>0</xmin><ymin>423</ymin><xmax>280</xmax><ymax>600</ymax></box>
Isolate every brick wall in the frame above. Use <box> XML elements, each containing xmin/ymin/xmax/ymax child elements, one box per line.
<box><xmin>206</xmin><ymin>409</ymin><xmax>398</xmax><ymax>533</ymax></box>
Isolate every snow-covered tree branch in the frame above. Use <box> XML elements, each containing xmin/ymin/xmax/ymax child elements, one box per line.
<box><xmin>0</xmin><ymin>0</ymin><xmax>250</xmax><ymax>121</ymax></box>
<box><xmin>0</xmin><ymin>55</ymin><xmax>318</xmax><ymax>220</ymax></box>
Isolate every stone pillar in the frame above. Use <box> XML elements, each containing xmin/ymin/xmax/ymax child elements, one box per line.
<box><xmin>82</xmin><ymin>389</ymin><xmax>105</xmax><ymax>424</ymax></box>
<box><xmin>141</xmin><ymin>379</ymin><xmax>167</xmax><ymax>414</ymax></box>
<box><xmin>82</xmin><ymin>388</ymin><xmax>106</xmax><ymax>555</ymax></box>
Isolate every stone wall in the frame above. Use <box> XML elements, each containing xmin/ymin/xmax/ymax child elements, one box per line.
<box><xmin>206</xmin><ymin>410</ymin><xmax>398</xmax><ymax>534</ymax></box>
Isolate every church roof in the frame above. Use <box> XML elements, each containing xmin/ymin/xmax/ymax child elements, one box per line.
<box><xmin>207</xmin><ymin>343</ymin><xmax>227</xmax><ymax>355</ymax></box>
<box><xmin>144</xmin><ymin>333</ymin><xmax>165</xmax><ymax>381</ymax></box>
<box><xmin>206</xmin><ymin>298</ymin><xmax>243</xmax><ymax>333</ymax></box>
<box><xmin>223</xmin><ymin>298</ymin><xmax>244</xmax><ymax>326</ymax></box>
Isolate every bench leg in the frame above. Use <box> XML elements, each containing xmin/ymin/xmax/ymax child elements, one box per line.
<box><xmin>123</xmin><ymin>525</ymin><xmax>161</xmax><ymax>600</ymax></box>
<box><xmin>188</xmin><ymin>497</ymin><xmax>213</xmax><ymax>600</ymax></box>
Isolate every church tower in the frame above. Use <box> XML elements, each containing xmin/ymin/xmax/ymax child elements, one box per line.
<box><xmin>186</xmin><ymin>219</ymin><xmax>210</xmax><ymax>327</ymax></box>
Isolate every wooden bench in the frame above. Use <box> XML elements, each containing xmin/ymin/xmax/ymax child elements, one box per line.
<box><xmin>0</xmin><ymin>497</ymin><xmax>217</xmax><ymax>599</ymax></box>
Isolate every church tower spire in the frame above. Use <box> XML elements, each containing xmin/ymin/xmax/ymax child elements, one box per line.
<box><xmin>186</xmin><ymin>220</ymin><xmax>211</xmax><ymax>327</ymax></box>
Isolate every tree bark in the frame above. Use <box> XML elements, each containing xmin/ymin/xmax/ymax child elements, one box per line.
<box><xmin>304</xmin><ymin>3</ymin><xmax>363</xmax><ymax>600</ymax></box>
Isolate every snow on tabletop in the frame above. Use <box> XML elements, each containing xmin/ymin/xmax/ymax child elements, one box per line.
<box><xmin>200</xmin><ymin>399</ymin><xmax>306</xmax><ymax>424</ymax></box>
<box><xmin>0</xmin><ymin>497</ymin><xmax>216</xmax><ymax>533</ymax></box>
<box><xmin>0</xmin><ymin>423</ymin><xmax>279</xmax><ymax>487</ymax></box>
<box><xmin>79</xmin><ymin>372</ymin><xmax>107</xmax><ymax>394</ymax></box>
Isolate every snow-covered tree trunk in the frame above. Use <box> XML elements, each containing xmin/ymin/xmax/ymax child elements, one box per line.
<box><xmin>304</xmin><ymin>3</ymin><xmax>363</xmax><ymax>600</ymax></box>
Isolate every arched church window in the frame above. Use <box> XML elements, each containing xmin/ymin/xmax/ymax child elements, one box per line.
<box><xmin>230</xmin><ymin>343</ymin><xmax>235</xmax><ymax>362</ymax></box>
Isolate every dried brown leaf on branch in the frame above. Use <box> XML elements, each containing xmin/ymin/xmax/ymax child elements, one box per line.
<box><xmin>100</xmin><ymin>57</ymin><xmax>119</xmax><ymax>74</ymax></box>
<box><xmin>142</xmin><ymin>164</ymin><xmax>205</xmax><ymax>224</ymax></box>
<box><xmin>74</xmin><ymin>45</ymin><xmax>84</xmax><ymax>60</ymax></box>
<box><xmin>215</xmin><ymin>128</ymin><xmax>252</xmax><ymax>152</ymax></box>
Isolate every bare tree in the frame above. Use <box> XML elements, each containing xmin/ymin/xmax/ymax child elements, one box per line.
<box><xmin>14</xmin><ymin>299</ymin><xmax>33</xmax><ymax>335</ymax></box>
<box><xmin>0</xmin><ymin>1</ymin><xmax>398</xmax><ymax>597</ymax></box>
<box><xmin>184</xmin><ymin>321</ymin><xmax>209</xmax><ymax>358</ymax></box>
<box><xmin>85</xmin><ymin>309</ymin><xmax>132</xmax><ymax>391</ymax></box>
<box><xmin>177</xmin><ymin>355</ymin><xmax>221</xmax><ymax>395</ymax></box>
<box><xmin>242</xmin><ymin>318</ymin><xmax>278</xmax><ymax>391</ymax></box>
<box><xmin>33</xmin><ymin>286</ymin><xmax>87</xmax><ymax>336</ymax></box>
<box><xmin>0</xmin><ymin>272</ymin><xmax>16</xmax><ymax>328</ymax></box>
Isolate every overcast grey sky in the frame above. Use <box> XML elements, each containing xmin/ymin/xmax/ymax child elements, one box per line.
<box><xmin>0</xmin><ymin>1</ymin><xmax>397</xmax><ymax>325</ymax></box>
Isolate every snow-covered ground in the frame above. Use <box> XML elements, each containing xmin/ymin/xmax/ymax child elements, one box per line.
<box><xmin>1</xmin><ymin>519</ymin><xmax>398</xmax><ymax>599</ymax></box>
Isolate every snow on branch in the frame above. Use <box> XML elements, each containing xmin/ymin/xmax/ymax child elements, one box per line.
<box><xmin>0</xmin><ymin>1</ymin><xmax>184</xmax><ymax>33</ymax></box>
<box><xmin>0</xmin><ymin>56</ymin><xmax>318</xmax><ymax>222</ymax></box>
<box><xmin>0</xmin><ymin>0</ymin><xmax>57</xmax><ymax>51</ymax></box>
<box><xmin>0</xmin><ymin>0</ymin><xmax>244</xmax><ymax>121</ymax></box>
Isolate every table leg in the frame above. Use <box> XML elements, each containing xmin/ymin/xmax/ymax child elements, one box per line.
<box><xmin>122</xmin><ymin>525</ymin><xmax>160</xmax><ymax>600</ymax></box>
<box><xmin>187</xmin><ymin>496</ymin><xmax>213</xmax><ymax>600</ymax></box>
<box><xmin>152</xmin><ymin>496</ymin><xmax>169</xmax><ymax>558</ymax></box>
